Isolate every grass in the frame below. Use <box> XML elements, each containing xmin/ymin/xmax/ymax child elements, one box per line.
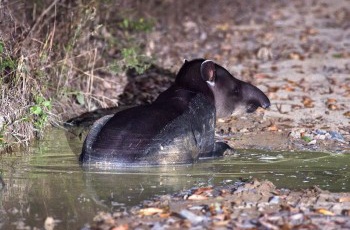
<box><xmin>0</xmin><ymin>0</ymin><xmax>155</xmax><ymax>152</ymax></box>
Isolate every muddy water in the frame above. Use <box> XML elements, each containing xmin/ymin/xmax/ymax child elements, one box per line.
<box><xmin>0</xmin><ymin>129</ymin><xmax>349</xmax><ymax>229</ymax></box>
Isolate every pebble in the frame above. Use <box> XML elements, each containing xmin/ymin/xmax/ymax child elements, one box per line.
<box><xmin>179</xmin><ymin>209</ymin><xmax>207</xmax><ymax>225</ymax></box>
<box><xmin>308</xmin><ymin>139</ymin><xmax>317</xmax><ymax>145</ymax></box>
<box><xmin>268</xmin><ymin>196</ymin><xmax>280</xmax><ymax>204</ymax></box>
<box><xmin>44</xmin><ymin>217</ymin><xmax>55</xmax><ymax>230</ymax></box>
<box><xmin>329</xmin><ymin>131</ymin><xmax>345</xmax><ymax>142</ymax></box>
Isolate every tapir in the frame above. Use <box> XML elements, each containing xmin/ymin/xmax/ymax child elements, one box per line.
<box><xmin>80</xmin><ymin>59</ymin><xmax>270</xmax><ymax>165</ymax></box>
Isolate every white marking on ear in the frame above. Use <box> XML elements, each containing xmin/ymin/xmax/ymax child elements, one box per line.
<box><xmin>206</xmin><ymin>80</ymin><xmax>215</xmax><ymax>87</ymax></box>
<box><xmin>183</xmin><ymin>59</ymin><xmax>188</xmax><ymax>63</ymax></box>
<box><xmin>203</xmin><ymin>59</ymin><xmax>214</xmax><ymax>63</ymax></box>
<box><xmin>201</xmin><ymin>60</ymin><xmax>216</xmax><ymax>84</ymax></box>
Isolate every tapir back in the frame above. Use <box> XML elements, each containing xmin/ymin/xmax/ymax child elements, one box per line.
<box><xmin>80</xmin><ymin>89</ymin><xmax>216</xmax><ymax>165</ymax></box>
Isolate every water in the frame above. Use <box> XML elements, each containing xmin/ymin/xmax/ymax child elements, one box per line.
<box><xmin>0</xmin><ymin>129</ymin><xmax>349</xmax><ymax>229</ymax></box>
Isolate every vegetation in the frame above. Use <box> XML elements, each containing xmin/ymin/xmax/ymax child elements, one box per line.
<box><xmin>0</xmin><ymin>1</ymin><xmax>154</xmax><ymax>152</ymax></box>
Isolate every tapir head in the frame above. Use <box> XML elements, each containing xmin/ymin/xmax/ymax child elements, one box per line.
<box><xmin>200</xmin><ymin>60</ymin><xmax>270</xmax><ymax>118</ymax></box>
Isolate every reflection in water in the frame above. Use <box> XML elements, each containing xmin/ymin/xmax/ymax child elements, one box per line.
<box><xmin>0</xmin><ymin>129</ymin><xmax>349</xmax><ymax>229</ymax></box>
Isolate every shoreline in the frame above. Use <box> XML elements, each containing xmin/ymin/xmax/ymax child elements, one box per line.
<box><xmin>88</xmin><ymin>179</ymin><xmax>350</xmax><ymax>229</ymax></box>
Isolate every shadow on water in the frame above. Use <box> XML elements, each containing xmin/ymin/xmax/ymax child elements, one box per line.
<box><xmin>0</xmin><ymin>129</ymin><xmax>349</xmax><ymax>229</ymax></box>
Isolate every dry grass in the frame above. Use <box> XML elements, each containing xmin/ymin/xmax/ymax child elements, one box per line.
<box><xmin>0</xmin><ymin>0</ymin><xmax>154</xmax><ymax>151</ymax></box>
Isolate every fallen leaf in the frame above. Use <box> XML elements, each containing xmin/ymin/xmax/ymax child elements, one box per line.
<box><xmin>216</xmin><ymin>23</ymin><xmax>229</xmax><ymax>31</ymax></box>
<box><xmin>343</xmin><ymin>111</ymin><xmax>350</xmax><ymax>118</ymax></box>
<box><xmin>139</xmin><ymin>207</ymin><xmax>164</xmax><ymax>216</ymax></box>
<box><xmin>188</xmin><ymin>194</ymin><xmax>208</xmax><ymax>200</ymax></box>
<box><xmin>338</xmin><ymin>196</ymin><xmax>350</xmax><ymax>202</ymax></box>
<box><xmin>76</xmin><ymin>93</ymin><xmax>85</xmax><ymax>106</ymax></box>
<box><xmin>301</xmin><ymin>135</ymin><xmax>313</xmax><ymax>143</ymax></box>
<box><xmin>291</xmin><ymin>104</ymin><xmax>302</xmax><ymax>109</ymax></box>
<box><xmin>327</xmin><ymin>104</ymin><xmax>339</xmax><ymax>110</ymax></box>
<box><xmin>213</xmin><ymin>220</ymin><xmax>230</xmax><ymax>227</ymax></box>
<box><xmin>302</xmin><ymin>96</ymin><xmax>314</xmax><ymax>108</ymax></box>
<box><xmin>255</xmin><ymin>73</ymin><xmax>274</xmax><ymax>79</ymax></box>
<box><xmin>271</xmin><ymin>66</ymin><xmax>278</xmax><ymax>71</ymax></box>
<box><xmin>111</xmin><ymin>224</ymin><xmax>129</xmax><ymax>230</ymax></box>
<box><xmin>327</xmin><ymin>98</ymin><xmax>337</xmax><ymax>104</ymax></box>
<box><xmin>268</xmin><ymin>86</ymin><xmax>280</xmax><ymax>93</ymax></box>
<box><xmin>305</xmin><ymin>27</ymin><xmax>318</xmax><ymax>35</ymax></box>
<box><xmin>267</xmin><ymin>124</ymin><xmax>278</xmax><ymax>131</ymax></box>
<box><xmin>315</xmin><ymin>208</ymin><xmax>335</xmax><ymax>216</ymax></box>
<box><xmin>194</xmin><ymin>187</ymin><xmax>213</xmax><ymax>195</ymax></box>
<box><xmin>159</xmin><ymin>212</ymin><xmax>171</xmax><ymax>218</ymax></box>
<box><xmin>221</xmin><ymin>44</ymin><xmax>232</xmax><ymax>51</ymax></box>
<box><xmin>283</xmin><ymin>85</ymin><xmax>295</xmax><ymax>92</ymax></box>
<box><xmin>289</xmin><ymin>52</ymin><xmax>304</xmax><ymax>60</ymax></box>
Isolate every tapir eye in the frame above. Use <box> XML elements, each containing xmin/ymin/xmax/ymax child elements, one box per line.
<box><xmin>232</xmin><ymin>86</ymin><xmax>240</xmax><ymax>95</ymax></box>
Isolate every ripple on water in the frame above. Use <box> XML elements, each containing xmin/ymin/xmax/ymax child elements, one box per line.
<box><xmin>0</xmin><ymin>129</ymin><xmax>349</xmax><ymax>229</ymax></box>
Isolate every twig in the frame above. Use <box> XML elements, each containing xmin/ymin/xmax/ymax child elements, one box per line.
<box><xmin>26</xmin><ymin>0</ymin><xmax>60</xmax><ymax>37</ymax></box>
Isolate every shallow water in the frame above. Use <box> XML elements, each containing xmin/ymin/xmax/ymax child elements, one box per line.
<box><xmin>0</xmin><ymin>129</ymin><xmax>349</xmax><ymax>229</ymax></box>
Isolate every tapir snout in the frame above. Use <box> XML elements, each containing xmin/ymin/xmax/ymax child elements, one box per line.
<box><xmin>241</xmin><ymin>82</ymin><xmax>271</xmax><ymax>113</ymax></box>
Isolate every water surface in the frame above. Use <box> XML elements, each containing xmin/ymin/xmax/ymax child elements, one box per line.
<box><xmin>0</xmin><ymin>129</ymin><xmax>349</xmax><ymax>229</ymax></box>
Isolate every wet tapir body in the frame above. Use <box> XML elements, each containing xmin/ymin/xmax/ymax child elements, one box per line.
<box><xmin>80</xmin><ymin>59</ymin><xmax>270</xmax><ymax>165</ymax></box>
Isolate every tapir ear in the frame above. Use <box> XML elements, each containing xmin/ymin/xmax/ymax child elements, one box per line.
<box><xmin>200</xmin><ymin>60</ymin><xmax>216</xmax><ymax>86</ymax></box>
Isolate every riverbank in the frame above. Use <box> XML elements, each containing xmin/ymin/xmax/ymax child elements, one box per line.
<box><xmin>89</xmin><ymin>179</ymin><xmax>350</xmax><ymax>229</ymax></box>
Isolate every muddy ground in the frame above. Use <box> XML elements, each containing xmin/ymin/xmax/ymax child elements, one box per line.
<box><xmin>98</xmin><ymin>0</ymin><xmax>350</xmax><ymax>153</ymax></box>
<box><xmin>150</xmin><ymin>0</ymin><xmax>350</xmax><ymax>154</ymax></box>
<box><xmin>68</xmin><ymin>0</ymin><xmax>350</xmax><ymax>229</ymax></box>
